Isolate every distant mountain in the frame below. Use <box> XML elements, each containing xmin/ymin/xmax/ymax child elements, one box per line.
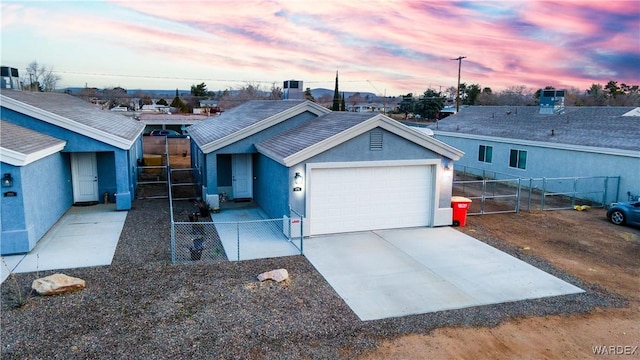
<box><xmin>62</xmin><ymin>87</ymin><xmax>190</xmax><ymax>97</ymax></box>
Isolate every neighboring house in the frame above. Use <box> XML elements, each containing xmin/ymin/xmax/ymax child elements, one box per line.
<box><xmin>140</xmin><ymin>104</ymin><xmax>171</xmax><ymax>113</ymax></box>
<box><xmin>188</xmin><ymin>100</ymin><xmax>463</xmax><ymax>236</ymax></box>
<box><xmin>136</xmin><ymin>113</ymin><xmax>207</xmax><ymax>135</ymax></box>
<box><xmin>428</xmin><ymin>101</ymin><xmax>640</xmax><ymax>203</ymax></box>
<box><xmin>0</xmin><ymin>89</ymin><xmax>145</xmax><ymax>255</ymax></box>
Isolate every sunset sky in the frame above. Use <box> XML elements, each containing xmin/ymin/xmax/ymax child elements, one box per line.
<box><xmin>1</xmin><ymin>0</ymin><xmax>639</xmax><ymax>96</ymax></box>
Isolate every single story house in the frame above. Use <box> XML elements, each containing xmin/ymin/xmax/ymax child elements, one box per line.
<box><xmin>428</xmin><ymin>100</ymin><xmax>640</xmax><ymax>203</ymax></box>
<box><xmin>188</xmin><ymin>100</ymin><xmax>463</xmax><ymax>236</ymax></box>
<box><xmin>0</xmin><ymin>89</ymin><xmax>145</xmax><ymax>255</ymax></box>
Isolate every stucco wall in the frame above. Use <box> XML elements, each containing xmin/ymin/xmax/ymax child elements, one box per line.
<box><xmin>1</xmin><ymin>153</ymin><xmax>72</xmax><ymax>255</ymax></box>
<box><xmin>435</xmin><ymin>133</ymin><xmax>640</xmax><ymax>203</ymax></box>
<box><xmin>254</xmin><ymin>154</ymin><xmax>289</xmax><ymax>218</ymax></box>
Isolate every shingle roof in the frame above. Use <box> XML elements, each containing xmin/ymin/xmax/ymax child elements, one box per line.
<box><xmin>257</xmin><ymin>112</ymin><xmax>373</xmax><ymax>159</ymax></box>
<box><xmin>429</xmin><ymin>106</ymin><xmax>640</xmax><ymax>151</ymax></box>
<box><xmin>188</xmin><ymin>100</ymin><xmax>307</xmax><ymax>147</ymax></box>
<box><xmin>0</xmin><ymin>89</ymin><xmax>145</xmax><ymax>145</ymax></box>
<box><xmin>256</xmin><ymin>112</ymin><xmax>464</xmax><ymax>166</ymax></box>
<box><xmin>0</xmin><ymin>120</ymin><xmax>66</xmax><ymax>166</ymax></box>
<box><xmin>1</xmin><ymin>120</ymin><xmax>65</xmax><ymax>154</ymax></box>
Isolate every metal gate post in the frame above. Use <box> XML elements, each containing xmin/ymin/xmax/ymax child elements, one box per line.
<box><xmin>236</xmin><ymin>222</ymin><xmax>240</xmax><ymax>261</ymax></box>
<box><xmin>540</xmin><ymin>178</ymin><xmax>547</xmax><ymax>211</ymax></box>
<box><xmin>572</xmin><ymin>177</ymin><xmax>577</xmax><ymax>208</ymax></box>
<box><xmin>481</xmin><ymin>178</ymin><xmax>487</xmax><ymax>214</ymax></box>
<box><xmin>299</xmin><ymin>217</ymin><xmax>304</xmax><ymax>255</ymax></box>
<box><xmin>602</xmin><ymin>177</ymin><xmax>608</xmax><ymax>206</ymax></box>
<box><xmin>515</xmin><ymin>178</ymin><xmax>521</xmax><ymax>213</ymax></box>
<box><xmin>170</xmin><ymin>222</ymin><xmax>176</xmax><ymax>264</ymax></box>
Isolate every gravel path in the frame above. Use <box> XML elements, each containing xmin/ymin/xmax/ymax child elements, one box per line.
<box><xmin>1</xmin><ymin>199</ymin><xmax>626</xmax><ymax>359</ymax></box>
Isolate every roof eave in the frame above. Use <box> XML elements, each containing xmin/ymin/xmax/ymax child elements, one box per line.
<box><xmin>0</xmin><ymin>141</ymin><xmax>67</xmax><ymax>166</ymax></box>
<box><xmin>1</xmin><ymin>95</ymin><xmax>141</xmax><ymax>150</ymax></box>
<box><xmin>254</xmin><ymin>143</ymin><xmax>287</xmax><ymax>166</ymax></box>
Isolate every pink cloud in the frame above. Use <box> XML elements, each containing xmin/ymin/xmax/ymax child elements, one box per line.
<box><xmin>2</xmin><ymin>1</ymin><xmax>637</xmax><ymax>94</ymax></box>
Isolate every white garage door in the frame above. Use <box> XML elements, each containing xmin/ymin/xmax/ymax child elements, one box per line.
<box><xmin>309</xmin><ymin>164</ymin><xmax>434</xmax><ymax>235</ymax></box>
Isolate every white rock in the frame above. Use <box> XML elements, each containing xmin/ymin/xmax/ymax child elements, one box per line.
<box><xmin>257</xmin><ymin>268</ymin><xmax>289</xmax><ymax>283</ymax></box>
<box><xmin>32</xmin><ymin>273</ymin><xmax>86</xmax><ymax>295</ymax></box>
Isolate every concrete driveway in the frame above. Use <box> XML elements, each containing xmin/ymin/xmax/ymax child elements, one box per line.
<box><xmin>303</xmin><ymin>227</ymin><xmax>584</xmax><ymax>321</ymax></box>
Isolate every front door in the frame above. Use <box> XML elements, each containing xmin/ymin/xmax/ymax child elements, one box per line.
<box><xmin>232</xmin><ymin>154</ymin><xmax>252</xmax><ymax>199</ymax></box>
<box><xmin>71</xmin><ymin>152</ymin><xmax>99</xmax><ymax>203</ymax></box>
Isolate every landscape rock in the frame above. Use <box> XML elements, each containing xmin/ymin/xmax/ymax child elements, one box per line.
<box><xmin>32</xmin><ymin>273</ymin><xmax>86</xmax><ymax>295</ymax></box>
<box><xmin>257</xmin><ymin>268</ymin><xmax>289</xmax><ymax>283</ymax></box>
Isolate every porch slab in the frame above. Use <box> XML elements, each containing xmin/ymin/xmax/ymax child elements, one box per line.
<box><xmin>210</xmin><ymin>206</ymin><xmax>300</xmax><ymax>261</ymax></box>
<box><xmin>1</xmin><ymin>204</ymin><xmax>127</xmax><ymax>284</ymax></box>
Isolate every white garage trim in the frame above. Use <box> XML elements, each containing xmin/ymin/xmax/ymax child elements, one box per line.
<box><xmin>306</xmin><ymin>160</ymin><xmax>440</xmax><ymax>235</ymax></box>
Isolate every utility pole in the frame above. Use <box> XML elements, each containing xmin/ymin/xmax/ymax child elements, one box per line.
<box><xmin>451</xmin><ymin>56</ymin><xmax>466</xmax><ymax>113</ymax></box>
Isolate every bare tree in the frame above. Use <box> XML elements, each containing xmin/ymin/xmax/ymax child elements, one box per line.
<box><xmin>24</xmin><ymin>60</ymin><xmax>61</xmax><ymax>92</ymax></box>
<box><xmin>218</xmin><ymin>83</ymin><xmax>270</xmax><ymax>110</ymax></box>
<box><xmin>267</xmin><ymin>82</ymin><xmax>282</xmax><ymax>100</ymax></box>
<box><xmin>496</xmin><ymin>85</ymin><xmax>535</xmax><ymax>106</ymax></box>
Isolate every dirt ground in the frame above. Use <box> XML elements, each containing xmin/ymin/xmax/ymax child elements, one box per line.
<box><xmin>363</xmin><ymin>209</ymin><xmax>640</xmax><ymax>359</ymax></box>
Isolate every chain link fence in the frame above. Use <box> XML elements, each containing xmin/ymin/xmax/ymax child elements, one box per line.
<box><xmin>171</xmin><ymin>218</ymin><xmax>228</xmax><ymax>263</ymax></box>
<box><xmin>171</xmin><ymin>210</ymin><xmax>304</xmax><ymax>264</ymax></box>
<box><xmin>453</xmin><ymin>167</ymin><xmax>620</xmax><ymax>215</ymax></box>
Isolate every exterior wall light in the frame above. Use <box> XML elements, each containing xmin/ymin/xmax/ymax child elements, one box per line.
<box><xmin>293</xmin><ymin>172</ymin><xmax>303</xmax><ymax>191</ymax></box>
<box><xmin>442</xmin><ymin>159</ymin><xmax>452</xmax><ymax>171</ymax></box>
<box><xmin>2</xmin><ymin>173</ymin><xmax>13</xmax><ymax>187</ymax></box>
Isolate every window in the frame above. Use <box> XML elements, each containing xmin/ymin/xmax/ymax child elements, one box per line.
<box><xmin>509</xmin><ymin>149</ymin><xmax>527</xmax><ymax>169</ymax></box>
<box><xmin>478</xmin><ymin>145</ymin><xmax>493</xmax><ymax>163</ymax></box>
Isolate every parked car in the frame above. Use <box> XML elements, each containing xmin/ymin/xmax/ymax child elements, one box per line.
<box><xmin>149</xmin><ymin>129</ymin><xmax>184</xmax><ymax>137</ymax></box>
<box><xmin>606</xmin><ymin>200</ymin><xmax>640</xmax><ymax>227</ymax></box>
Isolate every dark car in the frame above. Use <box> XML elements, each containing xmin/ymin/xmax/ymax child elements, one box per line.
<box><xmin>606</xmin><ymin>200</ymin><xmax>640</xmax><ymax>227</ymax></box>
<box><xmin>149</xmin><ymin>129</ymin><xmax>184</xmax><ymax>137</ymax></box>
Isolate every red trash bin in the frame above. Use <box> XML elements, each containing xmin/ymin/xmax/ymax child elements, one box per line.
<box><xmin>451</xmin><ymin>196</ymin><xmax>472</xmax><ymax>227</ymax></box>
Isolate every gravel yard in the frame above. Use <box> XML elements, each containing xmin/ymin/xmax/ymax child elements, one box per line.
<box><xmin>1</xmin><ymin>199</ymin><xmax>635</xmax><ymax>359</ymax></box>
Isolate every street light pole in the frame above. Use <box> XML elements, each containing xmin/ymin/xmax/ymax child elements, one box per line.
<box><xmin>451</xmin><ymin>56</ymin><xmax>466</xmax><ymax>113</ymax></box>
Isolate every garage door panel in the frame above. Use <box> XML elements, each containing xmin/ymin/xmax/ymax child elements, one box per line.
<box><xmin>309</xmin><ymin>165</ymin><xmax>434</xmax><ymax>235</ymax></box>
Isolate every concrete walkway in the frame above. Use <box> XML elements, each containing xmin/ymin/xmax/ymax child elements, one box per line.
<box><xmin>304</xmin><ymin>227</ymin><xmax>584</xmax><ymax>321</ymax></box>
<box><xmin>1</xmin><ymin>204</ymin><xmax>127</xmax><ymax>284</ymax></box>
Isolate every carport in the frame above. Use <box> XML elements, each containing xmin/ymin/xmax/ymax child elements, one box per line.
<box><xmin>303</xmin><ymin>227</ymin><xmax>584</xmax><ymax>321</ymax></box>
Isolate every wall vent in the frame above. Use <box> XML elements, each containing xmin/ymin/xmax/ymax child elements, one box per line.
<box><xmin>370</xmin><ymin>129</ymin><xmax>383</xmax><ymax>151</ymax></box>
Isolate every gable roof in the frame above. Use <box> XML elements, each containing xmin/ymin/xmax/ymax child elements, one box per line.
<box><xmin>0</xmin><ymin>120</ymin><xmax>66</xmax><ymax>166</ymax></box>
<box><xmin>256</xmin><ymin>112</ymin><xmax>464</xmax><ymax>167</ymax></box>
<box><xmin>0</xmin><ymin>89</ymin><xmax>144</xmax><ymax>150</ymax></box>
<box><xmin>188</xmin><ymin>100</ymin><xmax>330</xmax><ymax>154</ymax></box>
<box><xmin>430</xmin><ymin>106</ymin><xmax>640</xmax><ymax>153</ymax></box>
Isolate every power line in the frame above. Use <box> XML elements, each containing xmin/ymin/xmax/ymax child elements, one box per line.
<box><xmin>54</xmin><ymin>70</ymin><xmax>369</xmax><ymax>85</ymax></box>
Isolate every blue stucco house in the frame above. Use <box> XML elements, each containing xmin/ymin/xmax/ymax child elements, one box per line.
<box><xmin>429</xmin><ymin>100</ymin><xmax>640</xmax><ymax>204</ymax></box>
<box><xmin>0</xmin><ymin>89</ymin><xmax>145</xmax><ymax>255</ymax></box>
<box><xmin>188</xmin><ymin>100</ymin><xmax>463</xmax><ymax>236</ymax></box>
